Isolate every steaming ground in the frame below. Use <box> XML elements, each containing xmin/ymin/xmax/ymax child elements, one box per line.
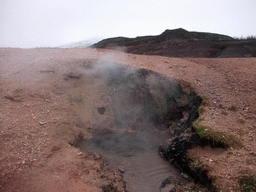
<box><xmin>0</xmin><ymin>48</ymin><xmax>256</xmax><ymax>191</ymax></box>
<box><xmin>73</xmin><ymin>58</ymin><xmax>198</xmax><ymax>191</ymax></box>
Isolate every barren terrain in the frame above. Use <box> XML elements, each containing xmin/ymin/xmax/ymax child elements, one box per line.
<box><xmin>0</xmin><ymin>48</ymin><xmax>256</xmax><ymax>191</ymax></box>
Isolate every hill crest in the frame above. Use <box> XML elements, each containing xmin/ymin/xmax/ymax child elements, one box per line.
<box><xmin>90</xmin><ymin>28</ymin><xmax>256</xmax><ymax>58</ymax></box>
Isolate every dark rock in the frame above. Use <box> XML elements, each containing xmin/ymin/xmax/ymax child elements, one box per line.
<box><xmin>159</xmin><ymin>177</ymin><xmax>172</xmax><ymax>190</ymax></box>
<box><xmin>97</xmin><ymin>106</ymin><xmax>106</xmax><ymax>115</ymax></box>
<box><xmin>181</xmin><ymin>172</ymin><xmax>190</xmax><ymax>180</ymax></box>
<box><xmin>118</xmin><ymin>168</ymin><xmax>125</xmax><ymax>174</ymax></box>
<box><xmin>63</xmin><ymin>72</ymin><xmax>82</xmax><ymax>80</ymax></box>
<box><xmin>39</xmin><ymin>70</ymin><xmax>55</xmax><ymax>74</ymax></box>
<box><xmin>158</xmin><ymin>92</ymin><xmax>215</xmax><ymax>190</ymax></box>
<box><xmin>101</xmin><ymin>182</ymin><xmax>119</xmax><ymax>192</ymax></box>
<box><xmin>5</xmin><ymin>95</ymin><xmax>23</xmax><ymax>102</ymax></box>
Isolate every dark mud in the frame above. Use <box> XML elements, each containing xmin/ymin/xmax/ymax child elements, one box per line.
<box><xmin>74</xmin><ymin>60</ymin><xmax>205</xmax><ymax>191</ymax></box>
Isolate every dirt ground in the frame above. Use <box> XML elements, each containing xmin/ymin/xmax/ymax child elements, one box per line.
<box><xmin>0</xmin><ymin>48</ymin><xmax>255</xmax><ymax>191</ymax></box>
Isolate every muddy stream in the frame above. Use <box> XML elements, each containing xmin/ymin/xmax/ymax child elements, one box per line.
<box><xmin>68</xmin><ymin>60</ymin><xmax>194</xmax><ymax>191</ymax></box>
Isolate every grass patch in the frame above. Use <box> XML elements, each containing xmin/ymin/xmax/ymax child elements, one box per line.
<box><xmin>193</xmin><ymin>120</ymin><xmax>242</xmax><ymax>149</ymax></box>
<box><xmin>101</xmin><ymin>182</ymin><xmax>120</xmax><ymax>192</ymax></box>
<box><xmin>189</xmin><ymin>159</ymin><xmax>203</xmax><ymax>171</ymax></box>
<box><xmin>197</xmin><ymin>94</ymin><xmax>210</xmax><ymax>115</ymax></box>
<box><xmin>198</xmin><ymin>105</ymin><xmax>206</xmax><ymax>115</ymax></box>
<box><xmin>238</xmin><ymin>171</ymin><xmax>256</xmax><ymax>192</ymax></box>
<box><xmin>68</xmin><ymin>94</ymin><xmax>83</xmax><ymax>103</ymax></box>
<box><xmin>200</xmin><ymin>94</ymin><xmax>210</xmax><ymax>107</ymax></box>
<box><xmin>234</xmin><ymin>35</ymin><xmax>256</xmax><ymax>40</ymax></box>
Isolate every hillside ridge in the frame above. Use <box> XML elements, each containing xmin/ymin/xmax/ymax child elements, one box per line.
<box><xmin>90</xmin><ymin>28</ymin><xmax>256</xmax><ymax>58</ymax></box>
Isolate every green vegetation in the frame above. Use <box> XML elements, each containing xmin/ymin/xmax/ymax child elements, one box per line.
<box><xmin>193</xmin><ymin>120</ymin><xmax>242</xmax><ymax>149</ymax></box>
<box><xmin>101</xmin><ymin>182</ymin><xmax>120</xmax><ymax>192</ymax></box>
<box><xmin>234</xmin><ymin>35</ymin><xmax>256</xmax><ymax>40</ymax></box>
<box><xmin>200</xmin><ymin>94</ymin><xmax>210</xmax><ymax>106</ymax></box>
<box><xmin>198</xmin><ymin>94</ymin><xmax>210</xmax><ymax>115</ymax></box>
<box><xmin>190</xmin><ymin>159</ymin><xmax>203</xmax><ymax>171</ymax></box>
<box><xmin>238</xmin><ymin>171</ymin><xmax>256</xmax><ymax>192</ymax></box>
<box><xmin>198</xmin><ymin>105</ymin><xmax>206</xmax><ymax>114</ymax></box>
<box><xmin>193</xmin><ymin>93</ymin><xmax>242</xmax><ymax>148</ymax></box>
<box><xmin>68</xmin><ymin>94</ymin><xmax>83</xmax><ymax>103</ymax></box>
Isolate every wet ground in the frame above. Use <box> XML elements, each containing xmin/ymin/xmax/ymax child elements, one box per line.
<box><xmin>73</xmin><ymin>60</ymin><xmax>192</xmax><ymax>191</ymax></box>
<box><xmin>79</xmin><ymin>130</ymin><xmax>186</xmax><ymax>191</ymax></box>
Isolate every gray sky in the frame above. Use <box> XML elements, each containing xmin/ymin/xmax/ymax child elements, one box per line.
<box><xmin>0</xmin><ymin>0</ymin><xmax>256</xmax><ymax>48</ymax></box>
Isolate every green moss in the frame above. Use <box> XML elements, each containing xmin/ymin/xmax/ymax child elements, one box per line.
<box><xmin>68</xmin><ymin>94</ymin><xmax>83</xmax><ymax>103</ymax></box>
<box><xmin>193</xmin><ymin>120</ymin><xmax>242</xmax><ymax>149</ymax></box>
<box><xmin>200</xmin><ymin>94</ymin><xmax>210</xmax><ymax>107</ymax></box>
<box><xmin>195</xmin><ymin>124</ymin><xmax>208</xmax><ymax>138</ymax></box>
<box><xmin>197</xmin><ymin>94</ymin><xmax>209</xmax><ymax>115</ymax></box>
<box><xmin>239</xmin><ymin>171</ymin><xmax>256</xmax><ymax>192</ymax></box>
<box><xmin>198</xmin><ymin>105</ymin><xmax>206</xmax><ymax>115</ymax></box>
<box><xmin>190</xmin><ymin>159</ymin><xmax>203</xmax><ymax>171</ymax></box>
<box><xmin>101</xmin><ymin>182</ymin><xmax>120</xmax><ymax>192</ymax></box>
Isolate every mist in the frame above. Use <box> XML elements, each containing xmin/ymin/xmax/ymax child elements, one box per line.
<box><xmin>1</xmin><ymin>0</ymin><xmax>256</xmax><ymax>48</ymax></box>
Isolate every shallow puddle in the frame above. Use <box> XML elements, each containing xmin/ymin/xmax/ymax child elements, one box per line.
<box><xmin>79</xmin><ymin>130</ymin><xmax>186</xmax><ymax>192</ymax></box>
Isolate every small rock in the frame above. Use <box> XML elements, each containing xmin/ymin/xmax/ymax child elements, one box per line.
<box><xmin>39</xmin><ymin>121</ymin><xmax>45</xmax><ymax>125</ymax></box>
<box><xmin>181</xmin><ymin>172</ymin><xmax>190</xmax><ymax>180</ymax></box>
<box><xmin>159</xmin><ymin>177</ymin><xmax>172</xmax><ymax>189</ymax></box>
<box><xmin>63</xmin><ymin>72</ymin><xmax>82</xmax><ymax>80</ymax></box>
<box><xmin>77</xmin><ymin>152</ymin><xmax>83</xmax><ymax>156</ymax></box>
<box><xmin>93</xmin><ymin>153</ymin><xmax>101</xmax><ymax>160</ymax></box>
<box><xmin>118</xmin><ymin>168</ymin><xmax>125</xmax><ymax>174</ymax></box>
<box><xmin>160</xmin><ymin>184</ymin><xmax>176</xmax><ymax>192</ymax></box>
<box><xmin>97</xmin><ymin>106</ymin><xmax>106</xmax><ymax>115</ymax></box>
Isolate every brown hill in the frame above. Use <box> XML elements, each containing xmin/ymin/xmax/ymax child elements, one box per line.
<box><xmin>91</xmin><ymin>28</ymin><xmax>256</xmax><ymax>58</ymax></box>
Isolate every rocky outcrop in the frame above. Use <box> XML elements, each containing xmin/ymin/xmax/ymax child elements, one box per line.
<box><xmin>158</xmin><ymin>95</ymin><xmax>215</xmax><ymax>190</ymax></box>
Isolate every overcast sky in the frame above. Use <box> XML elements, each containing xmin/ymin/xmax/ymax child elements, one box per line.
<box><xmin>0</xmin><ymin>0</ymin><xmax>256</xmax><ymax>48</ymax></box>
